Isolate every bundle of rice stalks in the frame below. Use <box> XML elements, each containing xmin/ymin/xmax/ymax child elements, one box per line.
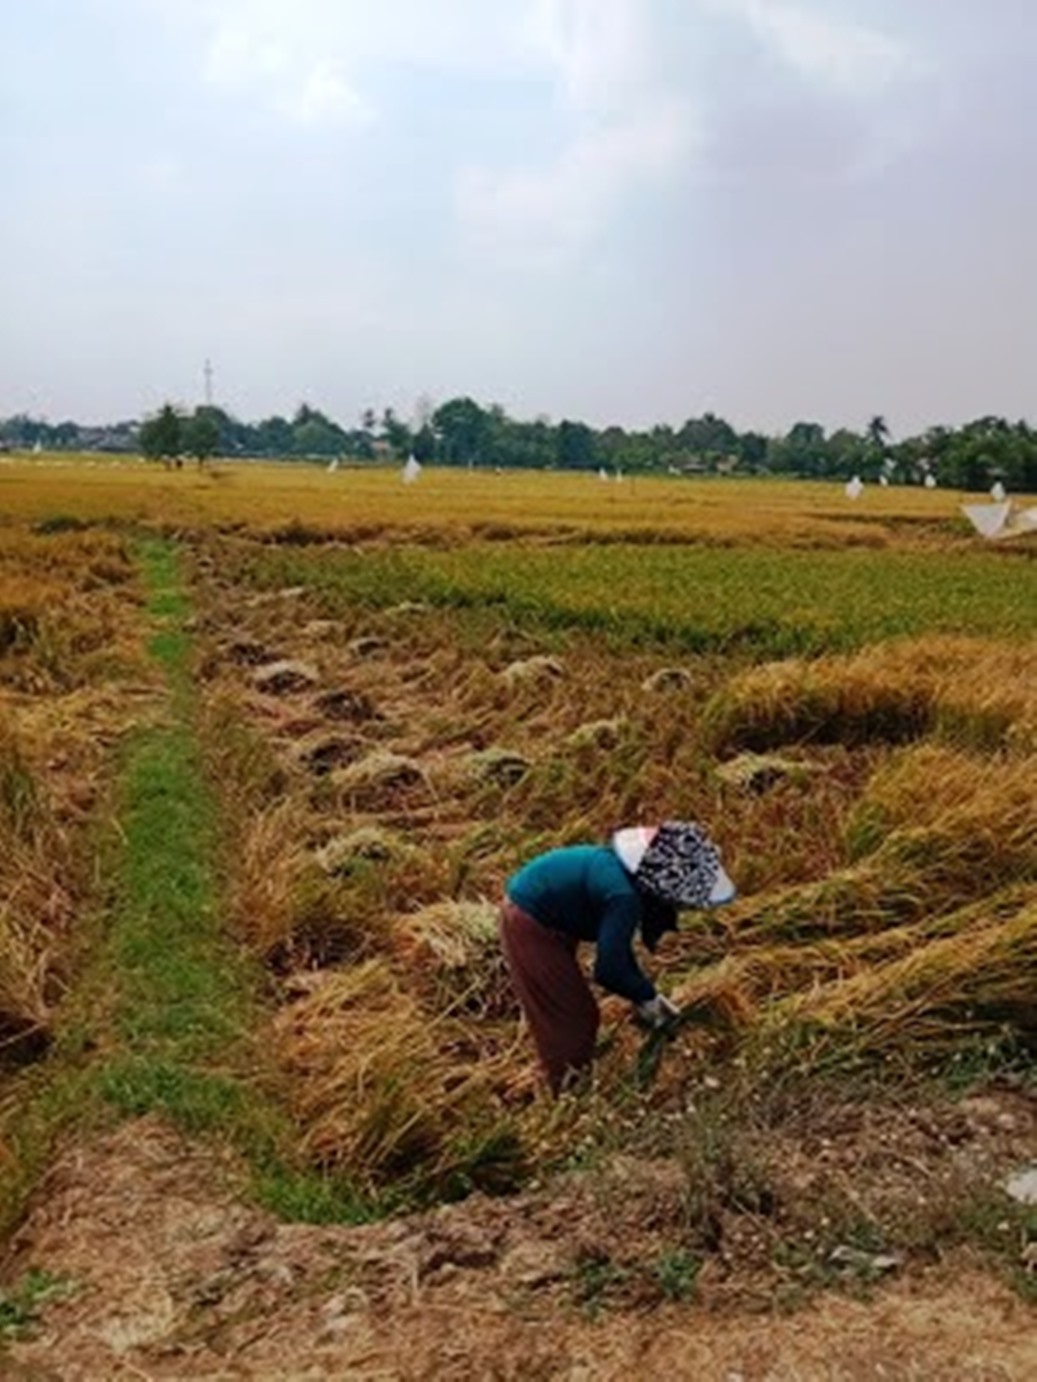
<box><xmin>702</xmin><ymin>653</ymin><xmax>935</xmax><ymax>754</ymax></box>
<box><xmin>847</xmin><ymin>744</ymin><xmax>1037</xmax><ymax>870</ymax></box>
<box><xmin>718</xmin><ymin>868</ymin><xmax>929</xmax><ymax>946</ymax></box>
<box><xmin>292</xmin><ymin>731</ymin><xmax>366</xmax><ymax>776</ymax></box>
<box><xmin>763</xmin><ymin>898</ymin><xmax>1037</xmax><ymax>1068</ymax></box>
<box><xmin>565</xmin><ymin>718</ymin><xmax>629</xmax><ymax>751</ymax></box>
<box><xmin>499</xmin><ymin>656</ymin><xmax>565</xmax><ymax>691</ymax></box>
<box><xmin>465</xmin><ymin>746</ymin><xmax>532</xmax><ymax>787</ymax></box>
<box><xmin>229</xmin><ymin>801</ymin><xmax>311</xmax><ymax>959</ymax></box>
<box><xmin>391</xmin><ymin>900</ymin><xmax>515</xmax><ymax>1019</ymax></box>
<box><xmin>705</xmin><ymin>636</ymin><xmax>1037</xmax><ymax>758</ymax></box>
<box><xmin>272</xmin><ymin>959</ymin><xmax>523</xmax><ymax>1192</ymax></box>
<box><xmin>669</xmin><ymin>885</ymin><xmax>1037</xmax><ymax>1017</ymax></box>
<box><xmin>313</xmin><ymin>825</ymin><xmax>409</xmax><ymax>874</ymax></box>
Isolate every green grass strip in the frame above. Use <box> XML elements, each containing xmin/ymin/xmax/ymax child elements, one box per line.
<box><xmin>100</xmin><ymin>537</ymin><xmax>374</xmax><ymax>1219</ymax></box>
<box><xmin>0</xmin><ymin>538</ymin><xmax>373</xmax><ymax>1234</ymax></box>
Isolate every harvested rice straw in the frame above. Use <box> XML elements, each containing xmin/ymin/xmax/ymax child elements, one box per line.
<box><xmin>670</xmin><ymin>885</ymin><xmax>1037</xmax><ymax>1017</ymax></box>
<box><xmin>762</xmin><ymin>899</ymin><xmax>1037</xmax><ymax>1066</ymax></box>
<box><xmin>704</xmin><ymin>636</ymin><xmax>1037</xmax><ymax>758</ymax></box>
<box><xmin>272</xmin><ymin>959</ymin><xmax>505</xmax><ymax>1187</ymax></box>
<box><xmin>712</xmin><ymin>798</ymin><xmax>1035</xmax><ymax>950</ymax></box>
<box><xmin>391</xmin><ymin>899</ymin><xmax>515</xmax><ymax>1019</ymax></box>
<box><xmin>852</xmin><ymin>744</ymin><xmax>1037</xmax><ymax>837</ymax></box>
<box><xmin>719</xmin><ymin>868</ymin><xmax>928</xmax><ymax>945</ymax></box>
<box><xmin>229</xmin><ymin>800</ymin><xmax>311</xmax><ymax>958</ymax></box>
<box><xmin>0</xmin><ymin>903</ymin><xmax>52</xmax><ymax>1047</ymax></box>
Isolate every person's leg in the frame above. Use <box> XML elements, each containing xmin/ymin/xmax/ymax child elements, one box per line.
<box><xmin>499</xmin><ymin>901</ymin><xmax>600</xmax><ymax>1095</ymax></box>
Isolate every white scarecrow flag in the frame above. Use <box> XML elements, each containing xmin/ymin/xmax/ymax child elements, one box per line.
<box><xmin>326</xmin><ymin>458</ymin><xmax>339</xmax><ymax>474</ymax></box>
<box><xmin>924</xmin><ymin>473</ymin><xmax>937</xmax><ymax>489</ymax></box>
<box><xmin>402</xmin><ymin>456</ymin><xmax>422</xmax><ymax>484</ymax></box>
<box><xmin>990</xmin><ymin>480</ymin><xmax>1007</xmax><ymax>502</ymax></box>
<box><xmin>598</xmin><ymin>467</ymin><xmax>610</xmax><ymax>482</ymax></box>
<box><xmin>962</xmin><ymin>500</ymin><xmax>1037</xmax><ymax>541</ymax></box>
<box><xmin>845</xmin><ymin>475</ymin><xmax>864</xmax><ymax>500</ymax></box>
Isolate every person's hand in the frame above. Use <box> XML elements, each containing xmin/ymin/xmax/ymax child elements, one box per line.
<box><xmin>634</xmin><ymin>993</ymin><xmax>681</xmax><ymax>1031</ymax></box>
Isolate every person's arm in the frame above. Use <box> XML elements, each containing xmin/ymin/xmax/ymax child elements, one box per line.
<box><xmin>593</xmin><ymin>895</ymin><xmax>655</xmax><ymax>1003</ymax></box>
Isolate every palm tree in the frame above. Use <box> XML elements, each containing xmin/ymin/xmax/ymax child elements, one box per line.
<box><xmin>867</xmin><ymin>415</ymin><xmax>890</xmax><ymax>450</ymax></box>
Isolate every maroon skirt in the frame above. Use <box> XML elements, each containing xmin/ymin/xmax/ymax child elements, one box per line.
<box><xmin>499</xmin><ymin>900</ymin><xmax>600</xmax><ymax>1095</ymax></box>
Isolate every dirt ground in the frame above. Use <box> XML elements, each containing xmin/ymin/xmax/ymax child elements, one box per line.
<box><xmin>2</xmin><ymin>1114</ymin><xmax>1035</xmax><ymax>1381</ymax></box>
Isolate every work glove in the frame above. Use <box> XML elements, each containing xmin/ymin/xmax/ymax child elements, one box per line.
<box><xmin>634</xmin><ymin>993</ymin><xmax>681</xmax><ymax>1032</ymax></box>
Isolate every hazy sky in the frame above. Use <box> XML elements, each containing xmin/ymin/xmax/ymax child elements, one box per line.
<box><xmin>3</xmin><ymin>1</ymin><xmax>1035</xmax><ymax>435</ymax></box>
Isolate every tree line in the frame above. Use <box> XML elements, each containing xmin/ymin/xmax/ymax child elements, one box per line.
<box><xmin>3</xmin><ymin>399</ymin><xmax>1037</xmax><ymax>491</ymax></box>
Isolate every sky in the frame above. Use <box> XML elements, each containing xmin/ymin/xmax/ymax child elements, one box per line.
<box><xmin>2</xmin><ymin>0</ymin><xmax>1035</xmax><ymax>436</ymax></box>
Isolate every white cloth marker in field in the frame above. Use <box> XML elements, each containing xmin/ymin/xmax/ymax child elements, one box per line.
<box><xmin>962</xmin><ymin>500</ymin><xmax>1037</xmax><ymax>541</ymax></box>
<box><xmin>845</xmin><ymin>475</ymin><xmax>864</xmax><ymax>500</ymax></box>
<box><xmin>402</xmin><ymin>456</ymin><xmax>421</xmax><ymax>484</ymax></box>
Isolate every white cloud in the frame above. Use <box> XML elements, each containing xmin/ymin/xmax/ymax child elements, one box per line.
<box><xmin>459</xmin><ymin>95</ymin><xmax>697</xmax><ymax>264</ymax></box>
<box><xmin>183</xmin><ymin>0</ymin><xmax>525</xmax><ymax>97</ymax></box>
<box><xmin>714</xmin><ymin>0</ymin><xmax>915</xmax><ymax>94</ymax></box>
<box><xmin>524</xmin><ymin>0</ymin><xmax>650</xmax><ymax>112</ymax></box>
<box><xmin>288</xmin><ymin>62</ymin><xmax>373</xmax><ymax>127</ymax></box>
<box><xmin>201</xmin><ymin>9</ymin><xmax>373</xmax><ymax>127</ymax></box>
<box><xmin>459</xmin><ymin>0</ymin><xmax>700</xmax><ymax>263</ymax></box>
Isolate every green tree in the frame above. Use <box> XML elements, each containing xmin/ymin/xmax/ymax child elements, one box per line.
<box><xmin>253</xmin><ymin>415</ymin><xmax>293</xmax><ymax>457</ymax></box>
<box><xmin>140</xmin><ymin>404</ymin><xmax>183</xmax><ymax>468</ymax></box>
<box><xmin>183</xmin><ymin>408</ymin><xmax>221</xmax><ymax>466</ymax></box>
<box><xmin>433</xmin><ymin>397</ymin><xmax>489</xmax><ymax>466</ymax></box>
<box><xmin>678</xmin><ymin>412</ymin><xmax>738</xmax><ymax>463</ymax></box>
<box><xmin>867</xmin><ymin>415</ymin><xmax>890</xmax><ymax>450</ymax></box>
<box><xmin>380</xmin><ymin>407</ymin><xmax>412</xmax><ymax>458</ymax></box>
<box><xmin>737</xmin><ymin>431</ymin><xmax>769</xmax><ymax>471</ymax></box>
<box><xmin>556</xmin><ymin>419</ymin><xmax>597</xmax><ymax>470</ymax></box>
<box><xmin>291</xmin><ymin>404</ymin><xmax>346</xmax><ymax>458</ymax></box>
<box><xmin>774</xmin><ymin>421</ymin><xmax>829</xmax><ymax>477</ymax></box>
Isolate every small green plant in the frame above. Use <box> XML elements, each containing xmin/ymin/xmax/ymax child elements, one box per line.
<box><xmin>653</xmin><ymin>1248</ymin><xmax>701</xmax><ymax>1302</ymax></box>
<box><xmin>0</xmin><ymin>1269</ymin><xmax>74</xmax><ymax>1337</ymax></box>
<box><xmin>571</xmin><ymin>1252</ymin><xmax>631</xmax><ymax>1318</ymax></box>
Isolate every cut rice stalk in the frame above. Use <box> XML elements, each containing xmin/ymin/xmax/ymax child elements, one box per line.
<box><xmin>762</xmin><ymin>899</ymin><xmax>1037</xmax><ymax>1068</ymax></box>
<box><xmin>271</xmin><ymin>960</ymin><xmax>513</xmax><ymax>1189</ymax></box>
<box><xmin>391</xmin><ymin>899</ymin><xmax>515</xmax><ymax>1019</ymax></box>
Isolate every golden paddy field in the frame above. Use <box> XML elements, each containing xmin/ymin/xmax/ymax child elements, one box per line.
<box><xmin>1</xmin><ymin>455</ymin><xmax>1036</xmax><ymax>1329</ymax></box>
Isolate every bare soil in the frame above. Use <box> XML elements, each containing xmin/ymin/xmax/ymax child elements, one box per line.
<box><xmin>3</xmin><ymin>1111</ymin><xmax>1035</xmax><ymax>1381</ymax></box>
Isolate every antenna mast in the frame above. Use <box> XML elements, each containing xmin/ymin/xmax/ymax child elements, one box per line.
<box><xmin>204</xmin><ymin>358</ymin><xmax>214</xmax><ymax>408</ymax></box>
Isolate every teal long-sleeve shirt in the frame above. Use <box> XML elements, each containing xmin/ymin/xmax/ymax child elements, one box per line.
<box><xmin>505</xmin><ymin>845</ymin><xmax>655</xmax><ymax>1004</ymax></box>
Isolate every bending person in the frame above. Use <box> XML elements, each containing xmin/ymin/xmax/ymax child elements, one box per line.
<box><xmin>500</xmin><ymin>821</ymin><xmax>736</xmax><ymax>1095</ymax></box>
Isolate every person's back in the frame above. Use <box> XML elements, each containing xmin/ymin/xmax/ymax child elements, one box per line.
<box><xmin>506</xmin><ymin>845</ymin><xmax>638</xmax><ymax>941</ymax></box>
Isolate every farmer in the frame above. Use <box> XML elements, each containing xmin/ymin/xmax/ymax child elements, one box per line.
<box><xmin>500</xmin><ymin>821</ymin><xmax>736</xmax><ymax>1095</ymax></box>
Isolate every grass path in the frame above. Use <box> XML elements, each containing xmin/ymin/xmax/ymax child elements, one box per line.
<box><xmin>1</xmin><ymin>537</ymin><xmax>368</xmax><ymax>1245</ymax></box>
<box><xmin>98</xmin><ymin>537</ymin><xmax>259</xmax><ymax>1133</ymax></box>
<box><xmin>99</xmin><ymin>537</ymin><xmax>371</xmax><ymax>1220</ymax></box>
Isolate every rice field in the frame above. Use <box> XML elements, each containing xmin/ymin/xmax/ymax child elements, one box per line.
<box><xmin>2</xmin><ymin>456</ymin><xmax>1036</xmax><ymax>1207</ymax></box>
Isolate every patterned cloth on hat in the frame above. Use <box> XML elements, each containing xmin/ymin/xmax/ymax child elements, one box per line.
<box><xmin>632</xmin><ymin>820</ymin><xmax>722</xmax><ymax>909</ymax></box>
